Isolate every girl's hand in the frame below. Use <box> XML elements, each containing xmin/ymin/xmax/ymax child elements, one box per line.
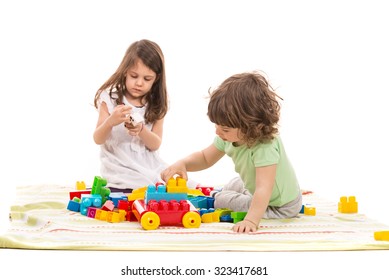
<box><xmin>161</xmin><ymin>161</ymin><xmax>188</xmax><ymax>182</ymax></box>
<box><xmin>125</xmin><ymin>121</ymin><xmax>144</xmax><ymax>136</ymax></box>
<box><xmin>107</xmin><ymin>105</ymin><xmax>132</xmax><ymax>127</ymax></box>
<box><xmin>232</xmin><ymin>219</ymin><xmax>258</xmax><ymax>233</ymax></box>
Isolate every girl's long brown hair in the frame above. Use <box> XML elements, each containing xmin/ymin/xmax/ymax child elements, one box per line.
<box><xmin>94</xmin><ymin>39</ymin><xmax>168</xmax><ymax>124</ymax></box>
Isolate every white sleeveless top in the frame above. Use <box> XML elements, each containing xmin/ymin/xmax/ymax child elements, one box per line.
<box><xmin>97</xmin><ymin>90</ymin><xmax>168</xmax><ymax>189</ymax></box>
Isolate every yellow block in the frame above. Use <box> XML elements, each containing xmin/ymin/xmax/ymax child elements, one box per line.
<box><xmin>201</xmin><ymin>212</ymin><xmax>219</xmax><ymax>223</ymax></box>
<box><xmin>76</xmin><ymin>181</ymin><xmax>86</xmax><ymax>190</ymax></box>
<box><xmin>374</xmin><ymin>231</ymin><xmax>389</xmax><ymax>241</ymax></box>
<box><xmin>338</xmin><ymin>196</ymin><xmax>358</xmax><ymax>213</ymax></box>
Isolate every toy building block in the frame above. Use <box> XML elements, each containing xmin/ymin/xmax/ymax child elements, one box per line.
<box><xmin>117</xmin><ymin>200</ymin><xmax>131</xmax><ymax>211</ymax></box>
<box><xmin>91</xmin><ymin>176</ymin><xmax>107</xmax><ymax>193</ymax></box>
<box><xmin>67</xmin><ymin>197</ymin><xmax>81</xmax><ymax>212</ymax></box>
<box><xmin>80</xmin><ymin>194</ymin><xmax>102</xmax><ymax>215</ymax></box>
<box><xmin>95</xmin><ymin>209</ymin><xmax>108</xmax><ymax>221</ymax></box>
<box><xmin>117</xmin><ymin>200</ymin><xmax>136</xmax><ymax>221</ymax></box>
<box><xmin>338</xmin><ymin>196</ymin><xmax>358</xmax><ymax>213</ymax></box>
<box><xmin>215</xmin><ymin>208</ymin><xmax>232</xmax><ymax>216</ymax></box>
<box><xmin>145</xmin><ymin>184</ymin><xmax>187</xmax><ymax>204</ymax></box>
<box><xmin>187</xmin><ymin>189</ymin><xmax>206</xmax><ymax>196</ymax></box>
<box><xmin>132</xmin><ymin>198</ymin><xmax>200</xmax><ymax>230</ymax></box>
<box><xmin>300</xmin><ymin>204</ymin><xmax>316</xmax><ymax>215</ymax></box>
<box><xmin>208</xmin><ymin>197</ymin><xmax>215</xmax><ymax>209</ymax></box>
<box><xmin>128</xmin><ymin>191</ymin><xmax>145</xmax><ymax>201</ymax></box>
<box><xmin>106</xmin><ymin>211</ymin><xmax>117</xmax><ymax>223</ymax></box>
<box><xmin>127</xmin><ymin>186</ymin><xmax>147</xmax><ymax>201</ymax></box>
<box><xmin>304</xmin><ymin>206</ymin><xmax>316</xmax><ymax>216</ymax></box>
<box><xmin>199</xmin><ymin>208</ymin><xmax>214</xmax><ymax>215</ymax></box>
<box><xmin>90</xmin><ymin>204</ymin><xmax>125</xmax><ymax>223</ymax></box>
<box><xmin>76</xmin><ymin>181</ymin><xmax>86</xmax><ymax>190</ymax></box>
<box><xmin>117</xmin><ymin>210</ymin><xmax>127</xmax><ymax>222</ymax></box>
<box><xmin>69</xmin><ymin>190</ymin><xmax>91</xmax><ymax>200</ymax></box>
<box><xmin>166</xmin><ymin>177</ymin><xmax>189</xmax><ymax>193</ymax></box>
<box><xmin>91</xmin><ymin>176</ymin><xmax>110</xmax><ymax>203</ymax></box>
<box><xmin>174</xmin><ymin>177</ymin><xmax>187</xmax><ymax>187</ymax></box>
<box><xmin>87</xmin><ymin>207</ymin><xmax>98</xmax><ymax>218</ymax></box>
<box><xmin>188</xmin><ymin>196</ymin><xmax>214</xmax><ymax>209</ymax></box>
<box><xmin>374</xmin><ymin>231</ymin><xmax>389</xmax><ymax>241</ymax></box>
<box><xmin>215</xmin><ymin>208</ymin><xmax>233</xmax><ymax>222</ymax></box>
<box><xmin>220</xmin><ymin>214</ymin><xmax>233</xmax><ymax>223</ymax></box>
<box><xmin>201</xmin><ymin>212</ymin><xmax>219</xmax><ymax>223</ymax></box>
<box><xmin>128</xmin><ymin>112</ymin><xmax>144</xmax><ymax>126</ymax></box>
<box><xmin>109</xmin><ymin>192</ymin><xmax>127</xmax><ymax>207</ymax></box>
<box><xmin>133</xmin><ymin>186</ymin><xmax>148</xmax><ymax>193</ymax></box>
<box><xmin>102</xmin><ymin>200</ymin><xmax>115</xmax><ymax>212</ymax></box>
<box><xmin>106</xmin><ymin>211</ymin><xmax>124</xmax><ymax>223</ymax></box>
<box><xmin>199</xmin><ymin>208</ymin><xmax>232</xmax><ymax>223</ymax></box>
<box><xmin>231</xmin><ymin>211</ymin><xmax>247</xmax><ymax>223</ymax></box>
<box><xmin>196</xmin><ymin>185</ymin><xmax>214</xmax><ymax>196</ymax></box>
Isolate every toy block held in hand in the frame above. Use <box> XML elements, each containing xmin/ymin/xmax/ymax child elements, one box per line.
<box><xmin>166</xmin><ymin>177</ymin><xmax>189</xmax><ymax>193</ymax></box>
<box><xmin>129</xmin><ymin>112</ymin><xmax>144</xmax><ymax>126</ymax></box>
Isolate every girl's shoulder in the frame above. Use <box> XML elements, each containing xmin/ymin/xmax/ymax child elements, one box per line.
<box><xmin>99</xmin><ymin>90</ymin><xmax>119</xmax><ymax>100</ymax></box>
<box><xmin>97</xmin><ymin>90</ymin><xmax>118</xmax><ymax>111</ymax></box>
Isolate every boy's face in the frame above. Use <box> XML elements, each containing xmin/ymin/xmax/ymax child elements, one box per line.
<box><xmin>215</xmin><ymin>125</ymin><xmax>242</xmax><ymax>144</ymax></box>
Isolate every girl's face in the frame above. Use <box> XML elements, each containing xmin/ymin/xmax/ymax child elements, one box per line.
<box><xmin>125</xmin><ymin>59</ymin><xmax>157</xmax><ymax>104</ymax></box>
<box><xmin>215</xmin><ymin>125</ymin><xmax>243</xmax><ymax>145</ymax></box>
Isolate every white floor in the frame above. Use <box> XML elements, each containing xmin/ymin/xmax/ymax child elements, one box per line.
<box><xmin>1</xmin><ymin>249</ymin><xmax>388</xmax><ymax>279</ymax></box>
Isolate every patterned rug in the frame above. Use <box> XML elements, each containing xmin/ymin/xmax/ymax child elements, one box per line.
<box><xmin>1</xmin><ymin>184</ymin><xmax>389</xmax><ymax>251</ymax></box>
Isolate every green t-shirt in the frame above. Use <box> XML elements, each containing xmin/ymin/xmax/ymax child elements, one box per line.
<box><xmin>213</xmin><ymin>135</ymin><xmax>300</xmax><ymax>206</ymax></box>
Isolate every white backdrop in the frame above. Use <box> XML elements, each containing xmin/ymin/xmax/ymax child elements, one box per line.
<box><xmin>1</xmin><ymin>0</ymin><xmax>389</xmax><ymax>277</ymax></box>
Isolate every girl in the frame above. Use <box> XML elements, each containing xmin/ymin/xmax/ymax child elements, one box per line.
<box><xmin>94</xmin><ymin>39</ymin><xmax>169</xmax><ymax>192</ymax></box>
<box><xmin>161</xmin><ymin>71</ymin><xmax>302</xmax><ymax>233</ymax></box>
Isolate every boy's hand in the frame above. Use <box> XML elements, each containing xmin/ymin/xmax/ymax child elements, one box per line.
<box><xmin>161</xmin><ymin>161</ymin><xmax>188</xmax><ymax>182</ymax></box>
<box><xmin>232</xmin><ymin>219</ymin><xmax>258</xmax><ymax>233</ymax></box>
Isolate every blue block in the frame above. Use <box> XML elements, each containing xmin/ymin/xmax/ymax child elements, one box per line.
<box><xmin>145</xmin><ymin>185</ymin><xmax>187</xmax><ymax>203</ymax></box>
<box><xmin>220</xmin><ymin>215</ymin><xmax>233</xmax><ymax>223</ymax></box>
<box><xmin>80</xmin><ymin>194</ymin><xmax>102</xmax><ymax>215</ymax></box>
<box><xmin>67</xmin><ymin>200</ymin><xmax>80</xmax><ymax>212</ymax></box>
<box><xmin>109</xmin><ymin>192</ymin><xmax>127</xmax><ymax>207</ymax></box>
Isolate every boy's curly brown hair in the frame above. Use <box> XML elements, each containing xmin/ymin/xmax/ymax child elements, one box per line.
<box><xmin>207</xmin><ymin>71</ymin><xmax>282</xmax><ymax>147</ymax></box>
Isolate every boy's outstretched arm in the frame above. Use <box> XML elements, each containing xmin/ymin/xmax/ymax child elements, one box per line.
<box><xmin>233</xmin><ymin>164</ymin><xmax>276</xmax><ymax>233</ymax></box>
<box><xmin>161</xmin><ymin>144</ymin><xmax>224</xmax><ymax>182</ymax></box>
